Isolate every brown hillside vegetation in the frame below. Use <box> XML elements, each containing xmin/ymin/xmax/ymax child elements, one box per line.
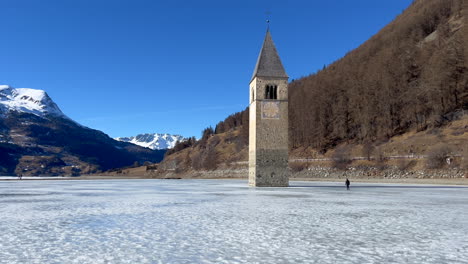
<box><xmin>160</xmin><ymin>0</ymin><xmax>468</xmax><ymax>173</ymax></box>
<box><xmin>159</xmin><ymin>128</ymin><xmax>248</xmax><ymax>172</ymax></box>
<box><xmin>290</xmin><ymin>0</ymin><xmax>467</xmax><ymax>150</ymax></box>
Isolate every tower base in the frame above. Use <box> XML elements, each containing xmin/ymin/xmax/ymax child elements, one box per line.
<box><xmin>248</xmin><ymin>149</ymin><xmax>289</xmax><ymax>187</ymax></box>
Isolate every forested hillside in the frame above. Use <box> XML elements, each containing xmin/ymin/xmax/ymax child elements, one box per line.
<box><xmin>289</xmin><ymin>0</ymin><xmax>467</xmax><ymax>150</ymax></box>
<box><xmin>161</xmin><ymin>0</ymin><xmax>467</xmax><ymax>171</ymax></box>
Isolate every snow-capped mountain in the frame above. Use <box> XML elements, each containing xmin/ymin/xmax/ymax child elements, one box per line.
<box><xmin>0</xmin><ymin>85</ymin><xmax>65</xmax><ymax>118</ymax></box>
<box><xmin>115</xmin><ymin>133</ymin><xmax>185</xmax><ymax>150</ymax></box>
<box><xmin>0</xmin><ymin>84</ymin><xmax>166</xmax><ymax>176</ymax></box>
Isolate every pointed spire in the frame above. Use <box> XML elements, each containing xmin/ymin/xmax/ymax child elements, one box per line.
<box><xmin>251</xmin><ymin>30</ymin><xmax>288</xmax><ymax>81</ymax></box>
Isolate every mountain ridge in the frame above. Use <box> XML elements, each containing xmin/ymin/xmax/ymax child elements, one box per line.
<box><xmin>0</xmin><ymin>85</ymin><xmax>65</xmax><ymax>118</ymax></box>
<box><xmin>115</xmin><ymin>133</ymin><xmax>185</xmax><ymax>150</ymax></box>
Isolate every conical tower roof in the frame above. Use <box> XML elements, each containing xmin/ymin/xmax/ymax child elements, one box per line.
<box><xmin>251</xmin><ymin>30</ymin><xmax>288</xmax><ymax>81</ymax></box>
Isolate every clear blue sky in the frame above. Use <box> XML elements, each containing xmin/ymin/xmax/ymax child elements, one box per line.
<box><xmin>0</xmin><ymin>0</ymin><xmax>413</xmax><ymax>138</ymax></box>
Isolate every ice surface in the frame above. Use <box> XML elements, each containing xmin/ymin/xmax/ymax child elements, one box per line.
<box><xmin>0</xmin><ymin>176</ymin><xmax>73</xmax><ymax>180</ymax></box>
<box><xmin>0</xmin><ymin>180</ymin><xmax>467</xmax><ymax>264</ymax></box>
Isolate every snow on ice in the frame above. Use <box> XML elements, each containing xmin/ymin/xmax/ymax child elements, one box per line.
<box><xmin>0</xmin><ymin>180</ymin><xmax>467</xmax><ymax>263</ymax></box>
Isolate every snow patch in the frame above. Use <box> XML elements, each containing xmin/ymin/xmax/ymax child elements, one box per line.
<box><xmin>424</xmin><ymin>30</ymin><xmax>438</xmax><ymax>43</ymax></box>
<box><xmin>0</xmin><ymin>85</ymin><xmax>66</xmax><ymax>118</ymax></box>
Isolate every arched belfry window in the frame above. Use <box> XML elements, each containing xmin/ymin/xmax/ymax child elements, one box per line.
<box><xmin>265</xmin><ymin>85</ymin><xmax>278</xmax><ymax>100</ymax></box>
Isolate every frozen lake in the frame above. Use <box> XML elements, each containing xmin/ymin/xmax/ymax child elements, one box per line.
<box><xmin>1</xmin><ymin>179</ymin><xmax>467</xmax><ymax>264</ymax></box>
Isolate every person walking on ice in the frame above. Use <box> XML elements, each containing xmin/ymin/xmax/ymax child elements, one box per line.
<box><xmin>345</xmin><ymin>178</ymin><xmax>350</xmax><ymax>190</ymax></box>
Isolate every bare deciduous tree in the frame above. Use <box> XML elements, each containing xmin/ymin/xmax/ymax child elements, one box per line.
<box><xmin>332</xmin><ymin>146</ymin><xmax>352</xmax><ymax>170</ymax></box>
<box><xmin>425</xmin><ymin>145</ymin><xmax>453</xmax><ymax>169</ymax></box>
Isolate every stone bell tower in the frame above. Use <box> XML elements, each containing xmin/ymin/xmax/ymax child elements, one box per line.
<box><xmin>249</xmin><ymin>29</ymin><xmax>289</xmax><ymax>187</ymax></box>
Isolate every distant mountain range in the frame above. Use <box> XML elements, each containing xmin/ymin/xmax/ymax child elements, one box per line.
<box><xmin>0</xmin><ymin>85</ymin><xmax>165</xmax><ymax>176</ymax></box>
<box><xmin>115</xmin><ymin>133</ymin><xmax>185</xmax><ymax>150</ymax></box>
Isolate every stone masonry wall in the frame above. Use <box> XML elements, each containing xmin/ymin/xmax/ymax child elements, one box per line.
<box><xmin>166</xmin><ymin>167</ymin><xmax>465</xmax><ymax>181</ymax></box>
<box><xmin>249</xmin><ymin>77</ymin><xmax>289</xmax><ymax>187</ymax></box>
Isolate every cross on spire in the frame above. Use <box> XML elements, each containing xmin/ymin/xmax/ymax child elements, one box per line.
<box><xmin>265</xmin><ymin>11</ymin><xmax>271</xmax><ymax>31</ymax></box>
